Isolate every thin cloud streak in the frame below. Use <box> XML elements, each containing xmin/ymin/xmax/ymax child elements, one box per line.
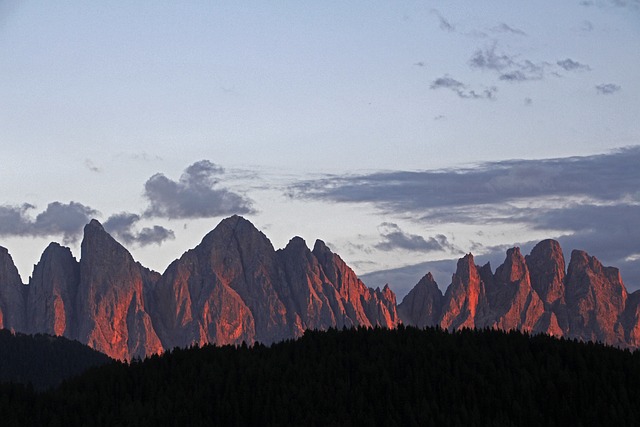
<box><xmin>430</xmin><ymin>9</ymin><xmax>455</xmax><ymax>32</ymax></box>
<box><xmin>557</xmin><ymin>58</ymin><xmax>591</xmax><ymax>71</ymax></box>
<box><xmin>596</xmin><ymin>83</ymin><xmax>621</xmax><ymax>94</ymax></box>
<box><xmin>291</xmin><ymin>147</ymin><xmax>640</xmax><ymax>211</ymax></box>
<box><xmin>430</xmin><ymin>76</ymin><xmax>497</xmax><ymax>100</ymax></box>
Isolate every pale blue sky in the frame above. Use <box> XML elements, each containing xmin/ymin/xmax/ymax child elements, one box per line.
<box><xmin>1</xmin><ymin>1</ymin><xmax>639</xmax><ymax>297</ymax></box>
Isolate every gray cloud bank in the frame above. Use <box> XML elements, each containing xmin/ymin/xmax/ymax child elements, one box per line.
<box><xmin>292</xmin><ymin>146</ymin><xmax>640</xmax><ymax>290</ymax></box>
<box><xmin>104</xmin><ymin>213</ymin><xmax>175</xmax><ymax>246</ymax></box>
<box><xmin>0</xmin><ymin>202</ymin><xmax>97</xmax><ymax>244</ymax></box>
<box><xmin>0</xmin><ymin>160</ymin><xmax>250</xmax><ymax>248</ymax></box>
<box><xmin>144</xmin><ymin>160</ymin><xmax>254</xmax><ymax>219</ymax></box>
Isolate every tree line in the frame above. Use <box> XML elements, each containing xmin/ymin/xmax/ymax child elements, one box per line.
<box><xmin>1</xmin><ymin>325</ymin><xmax>640</xmax><ymax>426</ymax></box>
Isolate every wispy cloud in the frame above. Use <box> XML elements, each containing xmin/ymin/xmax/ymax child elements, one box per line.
<box><xmin>580</xmin><ymin>0</ymin><xmax>640</xmax><ymax>11</ymax></box>
<box><xmin>596</xmin><ymin>83</ymin><xmax>621</xmax><ymax>94</ymax></box>
<box><xmin>143</xmin><ymin>160</ymin><xmax>255</xmax><ymax>219</ymax></box>
<box><xmin>469</xmin><ymin>43</ymin><xmax>546</xmax><ymax>82</ymax></box>
<box><xmin>430</xmin><ymin>9</ymin><xmax>455</xmax><ymax>32</ymax></box>
<box><xmin>103</xmin><ymin>212</ymin><xmax>175</xmax><ymax>246</ymax></box>
<box><xmin>430</xmin><ymin>75</ymin><xmax>497</xmax><ymax>99</ymax></box>
<box><xmin>557</xmin><ymin>58</ymin><xmax>591</xmax><ymax>71</ymax></box>
<box><xmin>490</xmin><ymin>23</ymin><xmax>527</xmax><ymax>36</ymax></box>
<box><xmin>84</xmin><ymin>159</ymin><xmax>102</xmax><ymax>173</ymax></box>
<box><xmin>0</xmin><ymin>202</ymin><xmax>98</xmax><ymax>244</ymax></box>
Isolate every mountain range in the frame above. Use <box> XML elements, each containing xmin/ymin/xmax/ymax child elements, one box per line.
<box><xmin>0</xmin><ymin>215</ymin><xmax>637</xmax><ymax>359</ymax></box>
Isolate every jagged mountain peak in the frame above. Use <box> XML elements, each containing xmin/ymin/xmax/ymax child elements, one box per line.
<box><xmin>283</xmin><ymin>236</ymin><xmax>308</xmax><ymax>252</ymax></box>
<box><xmin>86</xmin><ymin>218</ymin><xmax>104</xmax><ymax>230</ymax></box>
<box><xmin>3</xmin><ymin>216</ymin><xmax>638</xmax><ymax>357</ymax></box>
<box><xmin>495</xmin><ymin>247</ymin><xmax>529</xmax><ymax>284</ymax></box>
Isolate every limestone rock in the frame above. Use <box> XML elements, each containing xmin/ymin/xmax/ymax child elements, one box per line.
<box><xmin>75</xmin><ymin>220</ymin><xmax>163</xmax><ymax>360</ymax></box>
<box><xmin>26</xmin><ymin>243</ymin><xmax>79</xmax><ymax>337</ymax></box>
<box><xmin>397</xmin><ymin>273</ymin><xmax>442</xmax><ymax>327</ymax></box>
<box><xmin>564</xmin><ymin>250</ymin><xmax>627</xmax><ymax>346</ymax></box>
<box><xmin>439</xmin><ymin>254</ymin><xmax>487</xmax><ymax>330</ymax></box>
<box><xmin>0</xmin><ymin>247</ymin><xmax>26</xmax><ymax>332</ymax></box>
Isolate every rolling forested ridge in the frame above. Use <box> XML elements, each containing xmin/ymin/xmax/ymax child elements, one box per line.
<box><xmin>1</xmin><ymin>326</ymin><xmax>640</xmax><ymax>426</ymax></box>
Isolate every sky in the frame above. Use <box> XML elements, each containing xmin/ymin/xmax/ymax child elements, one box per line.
<box><xmin>1</xmin><ymin>1</ymin><xmax>639</xmax><ymax>300</ymax></box>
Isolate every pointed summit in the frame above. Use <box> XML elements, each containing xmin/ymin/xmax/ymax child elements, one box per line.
<box><xmin>489</xmin><ymin>247</ymin><xmax>544</xmax><ymax>333</ymax></box>
<box><xmin>398</xmin><ymin>272</ymin><xmax>443</xmax><ymax>327</ymax></box>
<box><xmin>87</xmin><ymin>218</ymin><xmax>104</xmax><ymax>230</ymax></box>
<box><xmin>0</xmin><ymin>246</ymin><xmax>25</xmax><ymax>331</ymax></box>
<box><xmin>439</xmin><ymin>254</ymin><xmax>487</xmax><ymax>330</ymax></box>
<box><xmin>495</xmin><ymin>247</ymin><xmax>528</xmax><ymax>284</ymax></box>
<box><xmin>526</xmin><ymin>239</ymin><xmax>566</xmax><ymax>306</ymax></box>
<box><xmin>75</xmin><ymin>221</ymin><xmax>163</xmax><ymax>360</ymax></box>
<box><xmin>565</xmin><ymin>249</ymin><xmax>627</xmax><ymax>346</ymax></box>
<box><xmin>27</xmin><ymin>242</ymin><xmax>79</xmax><ymax>337</ymax></box>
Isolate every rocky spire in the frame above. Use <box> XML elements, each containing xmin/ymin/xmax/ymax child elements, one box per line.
<box><xmin>0</xmin><ymin>247</ymin><xmax>25</xmax><ymax>332</ymax></box>
<box><xmin>75</xmin><ymin>219</ymin><xmax>163</xmax><ymax>360</ymax></box>
<box><xmin>439</xmin><ymin>254</ymin><xmax>487</xmax><ymax>330</ymax></box>
<box><xmin>487</xmin><ymin>247</ymin><xmax>545</xmax><ymax>333</ymax></box>
<box><xmin>397</xmin><ymin>272</ymin><xmax>443</xmax><ymax>327</ymax></box>
<box><xmin>565</xmin><ymin>250</ymin><xmax>627</xmax><ymax>346</ymax></box>
<box><xmin>26</xmin><ymin>242</ymin><xmax>79</xmax><ymax>337</ymax></box>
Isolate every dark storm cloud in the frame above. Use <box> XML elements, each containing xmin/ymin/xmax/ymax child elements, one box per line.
<box><xmin>375</xmin><ymin>222</ymin><xmax>458</xmax><ymax>253</ymax></box>
<box><xmin>291</xmin><ymin>146</ymin><xmax>640</xmax><ymax>289</ymax></box>
<box><xmin>0</xmin><ymin>202</ymin><xmax>98</xmax><ymax>243</ymax></box>
<box><xmin>143</xmin><ymin>160</ymin><xmax>254</xmax><ymax>219</ymax></box>
<box><xmin>103</xmin><ymin>212</ymin><xmax>175</xmax><ymax>246</ymax></box>
<box><xmin>430</xmin><ymin>76</ymin><xmax>497</xmax><ymax>99</ymax></box>
<box><xmin>557</xmin><ymin>58</ymin><xmax>591</xmax><ymax>71</ymax></box>
<box><xmin>596</xmin><ymin>83</ymin><xmax>621</xmax><ymax>94</ymax></box>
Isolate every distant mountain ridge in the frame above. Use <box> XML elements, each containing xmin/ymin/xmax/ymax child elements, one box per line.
<box><xmin>399</xmin><ymin>240</ymin><xmax>639</xmax><ymax>349</ymax></box>
<box><xmin>0</xmin><ymin>215</ymin><xmax>638</xmax><ymax>358</ymax></box>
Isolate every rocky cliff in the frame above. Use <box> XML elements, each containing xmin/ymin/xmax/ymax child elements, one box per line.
<box><xmin>0</xmin><ymin>247</ymin><xmax>26</xmax><ymax>332</ymax></box>
<box><xmin>151</xmin><ymin>216</ymin><xmax>398</xmax><ymax>349</ymax></box>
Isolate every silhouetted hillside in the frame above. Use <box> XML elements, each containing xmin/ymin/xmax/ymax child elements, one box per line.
<box><xmin>1</xmin><ymin>326</ymin><xmax>640</xmax><ymax>426</ymax></box>
<box><xmin>0</xmin><ymin>330</ymin><xmax>111</xmax><ymax>390</ymax></box>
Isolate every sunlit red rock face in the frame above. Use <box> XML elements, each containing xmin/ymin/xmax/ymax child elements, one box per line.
<box><xmin>438</xmin><ymin>254</ymin><xmax>487</xmax><ymax>330</ymax></box>
<box><xmin>564</xmin><ymin>250</ymin><xmax>627</xmax><ymax>346</ymax></box>
<box><xmin>74</xmin><ymin>220</ymin><xmax>164</xmax><ymax>360</ymax></box>
<box><xmin>151</xmin><ymin>216</ymin><xmax>398</xmax><ymax>349</ymax></box>
<box><xmin>399</xmin><ymin>239</ymin><xmax>640</xmax><ymax>348</ymax></box>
